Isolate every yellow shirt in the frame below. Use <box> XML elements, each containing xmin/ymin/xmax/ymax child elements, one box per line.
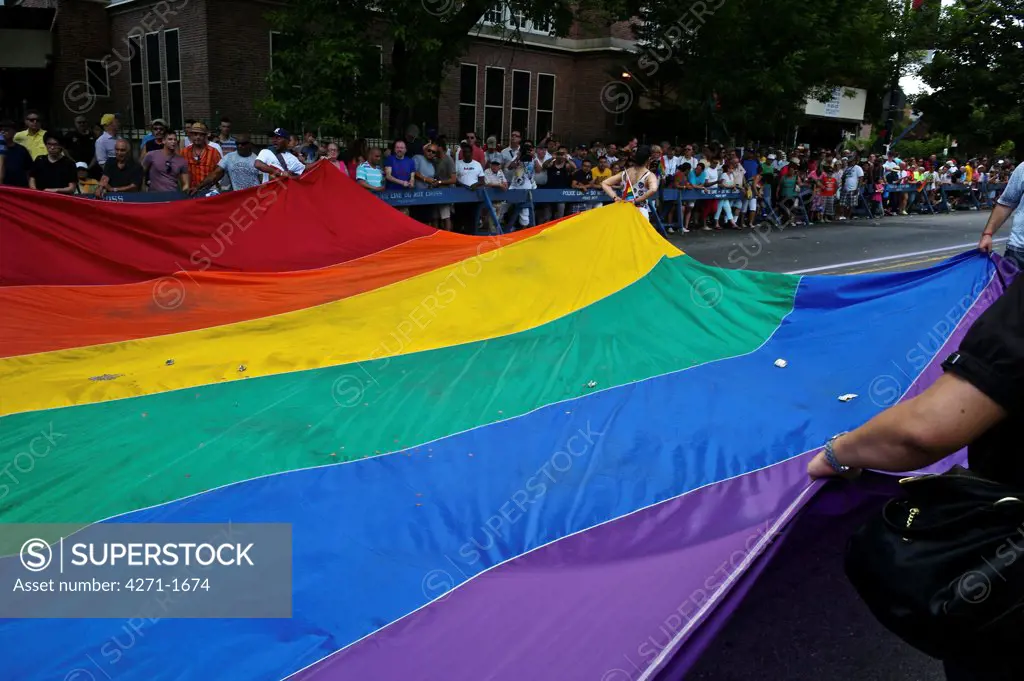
<box><xmin>77</xmin><ymin>178</ymin><xmax>100</xmax><ymax>196</ymax></box>
<box><xmin>591</xmin><ymin>168</ymin><xmax>612</xmax><ymax>183</ymax></box>
<box><xmin>964</xmin><ymin>165</ymin><xmax>974</xmax><ymax>183</ymax></box>
<box><xmin>14</xmin><ymin>128</ymin><xmax>48</xmax><ymax>161</ymax></box>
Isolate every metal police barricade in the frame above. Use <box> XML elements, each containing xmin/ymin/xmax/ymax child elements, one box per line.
<box><xmin>938</xmin><ymin>183</ymin><xmax>978</xmax><ymax>213</ymax></box>
<box><xmin>660</xmin><ymin>187</ymin><xmax>746</xmax><ymax>231</ymax></box>
<box><xmin>977</xmin><ymin>182</ymin><xmax>1008</xmax><ymax>209</ymax></box>
<box><xmin>870</xmin><ymin>183</ymin><xmax>937</xmax><ymax>216</ymax></box>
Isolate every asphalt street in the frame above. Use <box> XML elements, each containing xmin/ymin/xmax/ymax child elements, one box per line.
<box><xmin>671</xmin><ymin>212</ymin><xmax>999</xmax><ymax>681</ymax></box>
<box><xmin>666</xmin><ymin>210</ymin><xmax>999</xmax><ymax>276</ymax></box>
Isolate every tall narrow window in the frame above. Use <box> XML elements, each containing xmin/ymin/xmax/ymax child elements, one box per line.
<box><xmin>459</xmin><ymin>64</ymin><xmax>477</xmax><ymax>139</ymax></box>
<box><xmin>145</xmin><ymin>32</ymin><xmax>162</xmax><ymax>122</ymax></box>
<box><xmin>269</xmin><ymin>31</ymin><xmax>280</xmax><ymax>72</ymax></box>
<box><xmin>128</xmin><ymin>35</ymin><xmax>145</xmax><ymax>129</ymax></box>
<box><xmin>483</xmin><ymin>66</ymin><xmax>504</xmax><ymax>142</ymax></box>
<box><xmin>535</xmin><ymin>73</ymin><xmax>555</xmax><ymax>138</ymax></box>
<box><xmin>510</xmin><ymin>70</ymin><xmax>530</xmax><ymax>139</ymax></box>
<box><xmin>164</xmin><ymin>29</ymin><xmax>183</xmax><ymax>129</ymax></box>
<box><xmin>85</xmin><ymin>60</ymin><xmax>110</xmax><ymax>98</ymax></box>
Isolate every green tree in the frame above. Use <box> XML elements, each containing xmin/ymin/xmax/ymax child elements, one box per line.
<box><xmin>629</xmin><ymin>0</ymin><xmax>901</xmax><ymax>144</ymax></box>
<box><xmin>916</xmin><ymin>0</ymin><xmax>1024</xmax><ymax>154</ymax></box>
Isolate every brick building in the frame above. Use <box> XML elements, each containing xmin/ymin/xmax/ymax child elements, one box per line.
<box><xmin>0</xmin><ymin>0</ymin><xmax>637</xmax><ymax>144</ymax></box>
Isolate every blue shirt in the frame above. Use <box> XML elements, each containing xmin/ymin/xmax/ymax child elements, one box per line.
<box><xmin>688</xmin><ymin>170</ymin><xmax>707</xmax><ymax>187</ymax></box>
<box><xmin>384</xmin><ymin>154</ymin><xmax>416</xmax><ymax>190</ymax></box>
<box><xmin>741</xmin><ymin>159</ymin><xmax>760</xmax><ymax>182</ymax></box>
<box><xmin>998</xmin><ymin>161</ymin><xmax>1024</xmax><ymax>249</ymax></box>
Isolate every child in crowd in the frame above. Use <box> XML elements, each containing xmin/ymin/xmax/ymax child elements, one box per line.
<box><xmin>75</xmin><ymin>162</ymin><xmax>100</xmax><ymax>196</ymax></box>
<box><xmin>873</xmin><ymin>178</ymin><xmax>885</xmax><ymax>217</ymax></box>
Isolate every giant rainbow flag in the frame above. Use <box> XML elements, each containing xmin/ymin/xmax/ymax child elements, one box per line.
<box><xmin>0</xmin><ymin>163</ymin><xmax>1009</xmax><ymax>680</ymax></box>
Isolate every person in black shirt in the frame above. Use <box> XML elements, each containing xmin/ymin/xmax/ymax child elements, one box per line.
<box><xmin>0</xmin><ymin>119</ymin><xmax>33</xmax><ymax>188</ymax></box>
<box><xmin>29</xmin><ymin>133</ymin><xmax>77</xmax><ymax>193</ymax></box>
<box><xmin>63</xmin><ymin>115</ymin><xmax>97</xmax><ymax>170</ymax></box>
<box><xmin>808</xmin><ymin>271</ymin><xmax>1022</xmax><ymax>681</ymax></box>
<box><xmin>543</xmin><ymin>145</ymin><xmax>574</xmax><ymax>219</ymax></box>
<box><xmin>139</xmin><ymin>118</ymin><xmax>168</xmax><ymax>162</ymax></box>
<box><xmin>97</xmin><ymin>139</ymin><xmax>143</xmax><ymax>197</ymax></box>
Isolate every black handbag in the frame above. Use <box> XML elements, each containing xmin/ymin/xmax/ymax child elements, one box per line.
<box><xmin>845</xmin><ymin>466</ymin><xmax>1024</xmax><ymax>660</ymax></box>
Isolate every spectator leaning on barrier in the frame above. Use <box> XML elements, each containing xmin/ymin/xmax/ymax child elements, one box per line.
<box><xmin>143</xmin><ymin>131</ymin><xmax>189</xmax><ymax>193</ymax></box>
<box><xmin>384</xmin><ymin>139</ymin><xmax>416</xmax><ymax>190</ymax></box>
<box><xmin>255</xmin><ymin>128</ymin><xmax>306</xmax><ymax>183</ymax></box>
<box><xmin>410</xmin><ymin>144</ymin><xmax>439</xmax><ymax>226</ymax></box>
<box><xmin>75</xmin><ymin>162</ymin><xmax>99</xmax><ymax>196</ymax></box>
<box><xmin>29</xmin><ymin>132</ymin><xmax>76</xmax><ymax>194</ymax></box>
<box><xmin>978</xmin><ymin>160</ymin><xmax>1024</xmax><ymax>271</ymax></box>
<box><xmin>14</xmin><ymin>109</ymin><xmax>47</xmax><ymax>161</ymax></box>
<box><xmin>64</xmin><ymin>115</ymin><xmax>97</xmax><ymax>171</ymax></box>
<box><xmin>0</xmin><ymin>119</ymin><xmax>32</xmax><ymax>187</ymax></box>
<box><xmin>355</xmin><ymin>147</ymin><xmax>386</xmax><ymax>192</ymax></box>
<box><xmin>95</xmin><ymin>114</ymin><xmax>120</xmax><ymax>168</ymax></box>
<box><xmin>97</xmin><ymin>139</ymin><xmax>143</xmax><ymax>198</ymax></box>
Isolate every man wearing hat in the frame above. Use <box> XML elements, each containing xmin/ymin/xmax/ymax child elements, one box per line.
<box><xmin>254</xmin><ymin>127</ymin><xmax>305</xmax><ymax>184</ymax></box>
<box><xmin>181</xmin><ymin>122</ymin><xmax>222</xmax><ymax>190</ymax></box>
<box><xmin>94</xmin><ymin>113</ymin><xmax>120</xmax><ymax>168</ymax></box>
<box><xmin>139</xmin><ymin>119</ymin><xmax>168</xmax><ymax>158</ymax></box>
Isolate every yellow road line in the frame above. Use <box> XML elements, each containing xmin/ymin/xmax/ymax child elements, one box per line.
<box><xmin>842</xmin><ymin>253</ymin><xmax>949</xmax><ymax>275</ymax></box>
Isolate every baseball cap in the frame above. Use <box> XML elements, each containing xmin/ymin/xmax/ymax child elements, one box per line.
<box><xmin>271</xmin><ymin>127</ymin><xmax>290</xmax><ymax>139</ymax></box>
<box><xmin>459</xmin><ymin>139</ymin><xmax>472</xmax><ymax>147</ymax></box>
<box><xmin>75</xmin><ymin>161</ymin><xmax>89</xmax><ymax>170</ymax></box>
<box><xmin>489</xmin><ymin>158</ymin><xmax>501</xmax><ymax>165</ymax></box>
<box><xmin>100</xmin><ymin>113</ymin><xmax>117</xmax><ymax>126</ymax></box>
<box><xmin>767</xmin><ymin>153</ymin><xmax>776</xmax><ymax>160</ymax></box>
<box><xmin>151</xmin><ymin>118</ymin><xmax>168</xmax><ymax>127</ymax></box>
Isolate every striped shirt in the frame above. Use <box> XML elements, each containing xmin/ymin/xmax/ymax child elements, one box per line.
<box><xmin>356</xmin><ymin>161</ymin><xmax>384</xmax><ymax>189</ymax></box>
<box><xmin>185</xmin><ymin>145</ymin><xmax>222</xmax><ymax>186</ymax></box>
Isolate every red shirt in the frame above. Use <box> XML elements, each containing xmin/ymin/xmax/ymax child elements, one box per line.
<box><xmin>821</xmin><ymin>176</ymin><xmax>838</xmax><ymax>197</ymax></box>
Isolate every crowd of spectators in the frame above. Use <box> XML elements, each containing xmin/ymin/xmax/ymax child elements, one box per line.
<box><xmin>1</xmin><ymin>111</ymin><xmax>1014</xmax><ymax>237</ymax></box>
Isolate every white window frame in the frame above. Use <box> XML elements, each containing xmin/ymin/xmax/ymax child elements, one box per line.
<box><xmin>144</xmin><ymin>30</ymin><xmax>163</xmax><ymax>122</ymax></box>
<box><xmin>128</xmin><ymin>34</ymin><xmax>145</xmax><ymax>129</ymax></box>
<box><xmin>509</xmin><ymin>69</ymin><xmax>531</xmax><ymax>140</ymax></box>
<box><xmin>482</xmin><ymin>4</ymin><xmax>553</xmax><ymax>35</ymax></box>
<box><xmin>534</xmin><ymin>72</ymin><xmax>555</xmax><ymax>139</ymax></box>
<box><xmin>483</xmin><ymin>66</ymin><xmax>505</xmax><ymax>142</ymax></box>
<box><xmin>84</xmin><ymin>59</ymin><xmax>110</xmax><ymax>98</ymax></box>
<box><xmin>164</xmin><ymin>28</ymin><xmax>184</xmax><ymax>131</ymax></box>
<box><xmin>459</xmin><ymin>63</ymin><xmax>478</xmax><ymax>136</ymax></box>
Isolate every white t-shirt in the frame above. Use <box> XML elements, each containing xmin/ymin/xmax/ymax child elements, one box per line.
<box><xmin>705</xmin><ymin>166</ymin><xmax>720</xmax><ymax>185</ymax></box>
<box><xmin>256</xmin><ymin>147</ymin><xmax>306</xmax><ymax>183</ymax></box>
<box><xmin>843</xmin><ymin>163</ymin><xmax>864</xmax><ymax>191</ymax></box>
<box><xmin>456</xmin><ymin>159</ymin><xmax>484</xmax><ymax>187</ymax></box>
<box><xmin>663</xmin><ymin>156</ymin><xmax>680</xmax><ymax>176</ymax></box>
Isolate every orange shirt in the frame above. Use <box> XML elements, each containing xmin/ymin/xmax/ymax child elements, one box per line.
<box><xmin>183</xmin><ymin>145</ymin><xmax>222</xmax><ymax>185</ymax></box>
